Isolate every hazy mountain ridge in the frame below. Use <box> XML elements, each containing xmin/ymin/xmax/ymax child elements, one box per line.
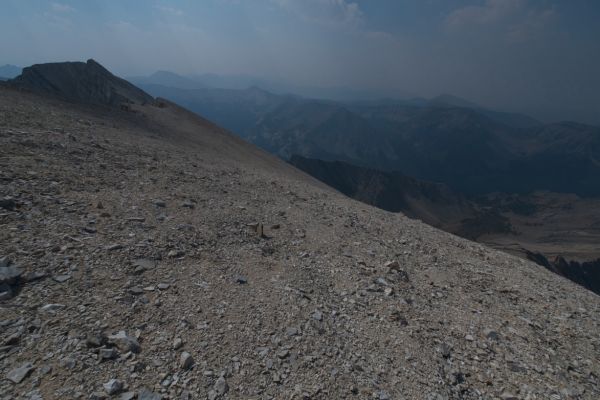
<box><xmin>137</xmin><ymin>83</ymin><xmax>290</xmax><ymax>138</ymax></box>
<box><xmin>128</xmin><ymin>70</ymin><xmax>207</xmax><ymax>90</ymax></box>
<box><xmin>130</xmin><ymin>70</ymin><xmax>415</xmax><ymax>102</ymax></box>
<box><xmin>138</xmin><ymin>79</ymin><xmax>600</xmax><ymax>196</ymax></box>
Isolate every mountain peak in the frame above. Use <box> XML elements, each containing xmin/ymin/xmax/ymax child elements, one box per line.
<box><xmin>8</xmin><ymin>59</ymin><xmax>153</xmax><ymax>106</ymax></box>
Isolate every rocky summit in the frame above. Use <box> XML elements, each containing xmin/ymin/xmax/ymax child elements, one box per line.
<box><xmin>6</xmin><ymin>59</ymin><xmax>153</xmax><ymax>107</ymax></box>
<box><xmin>1</xmin><ymin>63</ymin><xmax>599</xmax><ymax>400</ymax></box>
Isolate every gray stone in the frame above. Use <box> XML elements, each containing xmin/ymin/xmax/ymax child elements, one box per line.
<box><xmin>286</xmin><ymin>327</ymin><xmax>299</xmax><ymax>336</ymax></box>
<box><xmin>0</xmin><ymin>264</ymin><xmax>22</xmax><ymax>285</ymax></box>
<box><xmin>60</xmin><ymin>357</ymin><xmax>76</xmax><ymax>369</ymax></box>
<box><xmin>375</xmin><ymin>277</ymin><xmax>388</xmax><ymax>286</ymax></box>
<box><xmin>157</xmin><ymin>283</ymin><xmax>170</xmax><ymax>290</ymax></box>
<box><xmin>129</xmin><ymin>286</ymin><xmax>144</xmax><ymax>295</ymax></box>
<box><xmin>484</xmin><ymin>329</ymin><xmax>500</xmax><ymax>341</ymax></box>
<box><xmin>138</xmin><ymin>388</ymin><xmax>162</xmax><ymax>400</ymax></box>
<box><xmin>133</xmin><ymin>266</ymin><xmax>146</xmax><ymax>275</ymax></box>
<box><xmin>0</xmin><ymin>257</ymin><xmax>10</xmax><ymax>269</ymax></box>
<box><xmin>180</xmin><ymin>390</ymin><xmax>191</xmax><ymax>400</ymax></box>
<box><xmin>52</xmin><ymin>274</ymin><xmax>71</xmax><ymax>283</ymax></box>
<box><xmin>132</xmin><ymin>258</ymin><xmax>154</xmax><ymax>273</ymax></box>
<box><xmin>103</xmin><ymin>379</ymin><xmax>123</xmax><ymax>395</ymax></box>
<box><xmin>6</xmin><ymin>362</ymin><xmax>34</xmax><ymax>383</ymax></box>
<box><xmin>378</xmin><ymin>391</ymin><xmax>391</xmax><ymax>400</ymax></box>
<box><xmin>179</xmin><ymin>351</ymin><xmax>194</xmax><ymax>370</ymax></box>
<box><xmin>40</xmin><ymin>303</ymin><xmax>65</xmax><ymax>313</ymax></box>
<box><xmin>182</xmin><ymin>201</ymin><xmax>195</xmax><ymax>209</ymax></box>
<box><xmin>277</xmin><ymin>349</ymin><xmax>290</xmax><ymax>359</ymax></box>
<box><xmin>99</xmin><ymin>348</ymin><xmax>118</xmax><ymax>360</ymax></box>
<box><xmin>235</xmin><ymin>275</ymin><xmax>247</xmax><ymax>284</ymax></box>
<box><xmin>39</xmin><ymin>365</ymin><xmax>52</xmax><ymax>375</ymax></box>
<box><xmin>27</xmin><ymin>390</ymin><xmax>44</xmax><ymax>400</ymax></box>
<box><xmin>440</xmin><ymin>343</ymin><xmax>452</xmax><ymax>359</ymax></box>
<box><xmin>120</xmin><ymin>392</ymin><xmax>136</xmax><ymax>400</ymax></box>
<box><xmin>167</xmin><ymin>250</ymin><xmax>185</xmax><ymax>258</ymax></box>
<box><xmin>214</xmin><ymin>376</ymin><xmax>229</xmax><ymax>396</ymax></box>
<box><xmin>153</xmin><ymin>200</ymin><xmax>166</xmax><ymax>207</ymax></box>
<box><xmin>311</xmin><ymin>310</ymin><xmax>323</xmax><ymax>321</ymax></box>
<box><xmin>24</xmin><ymin>271</ymin><xmax>47</xmax><ymax>282</ymax></box>
<box><xmin>108</xmin><ymin>331</ymin><xmax>140</xmax><ymax>353</ymax></box>
<box><xmin>86</xmin><ymin>333</ymin><xmax>107</xmax><ymax>348</ymax></box>
<box><xmin>173</xmin><ymin>337</ymin><xmax>183</xmax><ymax>350</ymax></box>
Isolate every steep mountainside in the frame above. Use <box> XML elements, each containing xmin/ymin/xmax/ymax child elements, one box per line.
<box><xmin>8</xmin><ymin>59</ymin><xmax>153</xmax><ymax>106</ymax></box>
<box><xmin>2</xmin><ymin>61</ymin><xmax>599</xmax><ymax>399</ymax></box>
<box><xmin>139</xmin><ymin>83</ymin><xmax>600</xmax><ymax>196</ymax></box>
<box><xmin>289</xmin><ymin>155</ymin><xmax>509</xmax><ymax>239</ymax></box>
<box><xmin>291</xmin><ymin>156</ymin><xmax>600</xmax><ymax>294</ymax></box>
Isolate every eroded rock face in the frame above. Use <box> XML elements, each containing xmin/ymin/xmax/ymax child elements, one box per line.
<box><xmin>0</xmin><ymin>77</ymin><xmax>599</xmax><ymax>399</ymax></box>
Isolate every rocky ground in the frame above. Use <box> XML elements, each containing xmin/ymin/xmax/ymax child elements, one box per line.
<box><xmin>1</xmin><ymin>87</ymin><xmax>599</xmax><ymax>399</ymax></box>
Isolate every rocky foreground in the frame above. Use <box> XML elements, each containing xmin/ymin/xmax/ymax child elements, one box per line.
<box><xmin>1</xmin><ymin>86</ymin><xmax>599</xmax><ymax>399</ymax></box>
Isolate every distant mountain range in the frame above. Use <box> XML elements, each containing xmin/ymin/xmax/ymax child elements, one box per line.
<box><xmin>128</xmin><ymin>70</ymin><xmax>207</xmax><ymax>90</ymax></box>
<box><xmin>135</xmin><ymin>77</ymin><xmax>600</xmax><ymax>197</ymax></box>
<box><xmin>129</xmin><ymin>71</ymin><xmax>416</xmax><ymax>102</ymax></box>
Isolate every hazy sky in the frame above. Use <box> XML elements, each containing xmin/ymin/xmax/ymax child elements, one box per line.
<box><xmin>1</xmin><ymin>0</ymin><xmax>600</xmax><ymax>123</ymax></box>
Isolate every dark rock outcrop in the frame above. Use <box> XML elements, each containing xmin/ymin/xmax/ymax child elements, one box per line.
<box><xmin>526</xmin><ymin>251</ymin><xmax>600</xmax><ymax>295</ymax></box>
<box><xmin>8</xmin><ymin>59</ymin><xmax>153</xmax><ymax>106</ymax></box>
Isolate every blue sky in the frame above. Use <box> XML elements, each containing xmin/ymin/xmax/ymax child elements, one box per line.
<box><xmin>1</xmin><ymin>0</ymin><xmax>599</xmax><ymax>123</ymax></box>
